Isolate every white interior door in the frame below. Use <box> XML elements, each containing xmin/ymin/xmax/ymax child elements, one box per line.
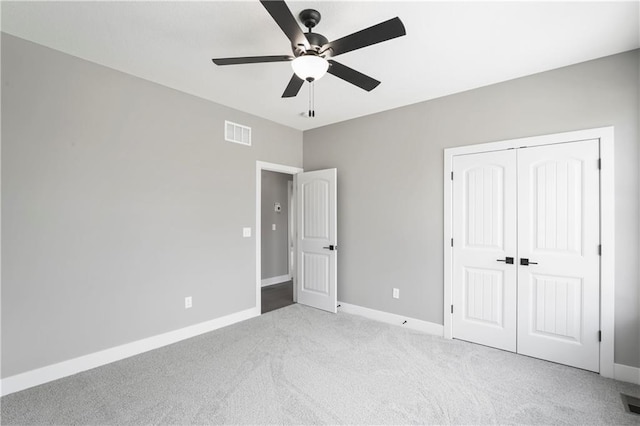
<box><xmin>516</xmin><ymin>140</ymin><xmax>600</xmax><ymax>372</ymax></box>
<box><xmin>295</xmin><ymin>168</ymin><xmax>337</xmax><ymax>313</ymax></box>
<box><xmin>452</xmin><ymin>150</ymin><xmax>517</xmax><ymax>352</ymax></box>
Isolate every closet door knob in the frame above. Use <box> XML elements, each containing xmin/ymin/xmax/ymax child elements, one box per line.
<box><xmin>520</xmin><ymin>258</ymin><xmax>538</xmax><ymax>266</ymax></box>
<box><xmin>496</xmin><ymin>257</ymin><xmax>514</xmax><ymax>264</ymax></box>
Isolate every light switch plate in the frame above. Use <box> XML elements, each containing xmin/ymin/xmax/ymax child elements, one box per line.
<box><xmin>272</xmin><ymin>224</ymin><xmax>276</xmax><ymax>231</ymax></box>
<box><xmin>243</xmin><ymin>227</ymin><xmax>251</xmax><ymax>237</ymax></box>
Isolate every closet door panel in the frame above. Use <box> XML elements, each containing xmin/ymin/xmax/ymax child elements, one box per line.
<box><xmin>517</xmin><ymin>140</ymin><xmax>600</xmax><ymax>372</ymax></box>
<box><xmin>452</xmin><ymin>150</ymin><xmax>517</xmax><ymax>352</ymax></box>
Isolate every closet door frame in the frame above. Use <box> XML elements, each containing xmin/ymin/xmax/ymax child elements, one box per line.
<box><xmin>443</xmin><ymin>126</ymin><xmax>614</xmax><ymax>378</ymax></box>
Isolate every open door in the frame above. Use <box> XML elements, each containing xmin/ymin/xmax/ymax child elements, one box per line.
<box><xmin>295</xmin><ymin>168</ymin><xmax>337</xmax><ymax>313</ymax></box>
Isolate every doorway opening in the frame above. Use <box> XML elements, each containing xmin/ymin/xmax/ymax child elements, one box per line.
<box><xmin>261</xmin><ymin>280</ymin><xmax>293</xmax><ymax>314</ymax></box>
<box><xmin>260</xmin><ymin>170</ymin><xmax>294</xmax><ymax>314</ymax></box>
<box><xmin>255</xmin><ymin>161</ymin><xmax>303</xmax><ymax>315</ymax></box>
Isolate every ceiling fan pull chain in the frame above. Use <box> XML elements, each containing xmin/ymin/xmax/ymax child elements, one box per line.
<box><xmin>308</xmin><ymin>82</ymin><xmax>311</xmax><ymax>117</ymax></box>
<box><xmin>308</xmin><ymin>81</ymin><xmax>315</xmax><ymax>118</ymax></box>
<box><xmin>311</xmin><ymin>81</ymin><xmax>315</xmax><ymax>117</ymax></box>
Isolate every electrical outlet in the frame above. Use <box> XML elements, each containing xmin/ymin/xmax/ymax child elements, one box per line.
<box><xmin>392</xmin><ymin>288</ymin><xmax>400</xmax><ymax>299</ymax></box>
<box><xmin>242</xmin><ymin>227</ymin><xmax>251</xmax><ymax>238</ymax></box>
<box><xmin>185</xmin><ymin>296</ymin><xmax>192</xmax><ymax>309</ymax></box>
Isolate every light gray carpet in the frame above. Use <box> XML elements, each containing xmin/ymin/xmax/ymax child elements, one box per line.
<box><xmin>2</xmin><ymin>304</ymin><xmax>639</xmax><ymax>425</ymax></box>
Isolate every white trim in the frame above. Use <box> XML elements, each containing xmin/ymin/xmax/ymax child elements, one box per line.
<box><xmin>256</xmin><ymin>161</ymin><xmax>303</xmax><ymax>314</ymax></box>
<box><xmin>443</xmin><ymin>146</ymin><xmax>454</xmax><ymax>340</ymax></box>
<box><xmin>443</xmin><ymin>126</ymin><xmax>615</xmax><ymax>378</ymax></box>
<box><xmin>287</xmin><ymin>180</ymin><xmax>294</xmax><ymax>280</ymax></box>
<box><xmin>614</xmin><ymin>363</ymin><xmax>640</xmax><ymax>385</ymax></box>
<box><xmin>0</xmin><ymin>307</ymin><xmax>258</xmax><ymax>396</ymax></box>
<box><xmin>338</xmin><ymin>302</ymin><xmax>444</xmax><ymax>336</ymax></box>
<box><xmin>261</xmin><ymin>274</ymin><xmax>291</xmax><ymax>287</ymax></box>
<box><xmin>598</xmin><ymin>127</ymin><xmax>615</xmax><ymax>378</ymax></box>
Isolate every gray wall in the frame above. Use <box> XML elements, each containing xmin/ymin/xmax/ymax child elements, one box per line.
<box><xmin>2</xmin><ymin>31</ymin><xmax>638</xmax><ymax>379</ymax></box>
<box><xmin>261</xmin><ymin>170</ymin><xmax>292</xmax><ymax>280</ymax></box>
<box><xmin>303</xmin><ymin>50</ymin><xmax>640</xmax><ymax>368</ymax></box>
<box><xmin>1</xmin><ymin>34</ymin><xmax>303</xmax><ymax>378</ymax></box>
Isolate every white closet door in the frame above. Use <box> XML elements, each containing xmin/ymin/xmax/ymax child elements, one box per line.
<box><xmin>452</xmin><ymin>150</ymin><xmax>517</xmax><ymax>352</ymax></box>
<box><xmin>516</xmin><ymin>140</ymin><xmax>600</xmax><ymax>372</ymax></box>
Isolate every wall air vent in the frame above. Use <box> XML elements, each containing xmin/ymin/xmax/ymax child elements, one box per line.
<box><xmin>225</xmin><ymin>120</ymin><xmax>251</xmax><ymax>146</ymax></box>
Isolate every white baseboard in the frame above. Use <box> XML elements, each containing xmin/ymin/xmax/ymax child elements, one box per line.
<box><xmin>0</xmin><ymin>307</ymin><xmax>259</xmax><ymax>396</ymax></box>
<box><xmin>261</xmin><ymin>274</ymin><xmax>291</xmax><ymax>287</ymax></box>
<box><xmin>338</xmin><ymin>301</ymin><xmax>444</xmax><ymax>336</ymax></box>
<box><xmin>338</xmin><ymin>302</ymin><xmax>639</xmax><ymax>384</ymax></box>
<box><xmin>614</xmin><ymin>363</ymin><xmax>640</xmax><ymax>384</ymax></box>
<box><xmin>4</xmin><ymin>303</ymin><xmax>634</xmax><ymax>397</ymax></box>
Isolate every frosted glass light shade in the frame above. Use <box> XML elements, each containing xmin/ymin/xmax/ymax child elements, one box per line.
<box><xmin>291</xmin><ymin>55</ymin><xmax>329</xmax><ymax>81</ymax></box>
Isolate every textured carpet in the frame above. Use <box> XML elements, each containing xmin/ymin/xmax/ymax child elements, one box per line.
<box><xmin>2</xmin><ymin>304</ymin><xmax>639</xmax><ymax>425</ymax></box>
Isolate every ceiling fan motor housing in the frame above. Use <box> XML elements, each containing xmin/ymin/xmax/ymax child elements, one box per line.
<box><xmin>294</xmin><ymin>32</ymin><xmax>329</xmax><ymax>56</ymax></box>
<box><xmin>292</xmin><ymin>9</ymin><xmax>329</xmax><ymax>57</ymax></box>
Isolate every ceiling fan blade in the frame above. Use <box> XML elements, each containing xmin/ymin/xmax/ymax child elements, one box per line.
<box><xmin>282</xmin><ymin>74</ymin><xmax>304</xmax><ymax>98</ymax></box>
<box><xmin>260</xmin><ymin>0</ymin><xmax>310</xmax><ymax>51</ymax></box>
<box><xmin>327</xmin><ymin>60</ymin><xmax>380</xmax><ymax>91</ymax></box>
<box><xmin>212</xmin><ymin>55</ymin><xmax>293</xmax><ymax>66</ymax></box>
<box><xmin>323</xmin><ymin>17</ymin><xmax>406</xmax><ymax>57</ymax></box>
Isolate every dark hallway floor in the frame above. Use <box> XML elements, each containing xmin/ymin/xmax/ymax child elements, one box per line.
<box><xmin>261</xmin><ymin>280</ymin><xmax>294</xmax><ymax>314</ymax></box>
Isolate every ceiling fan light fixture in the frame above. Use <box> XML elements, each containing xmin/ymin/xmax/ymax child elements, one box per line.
<box><xmin>291</xmin><ymin>55</ymin><xmax>329</xmax><ymax>82</ymax></box>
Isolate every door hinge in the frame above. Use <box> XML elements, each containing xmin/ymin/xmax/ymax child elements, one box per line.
<box><xmin>598</xmin><ymin>244</ymin><xmax>602</xmax><ymax>256</ymax></box>
<box><xmin>451</xmin><ymin>238</ymin><xmax>453</xmax><ymax>247</ymax></box>
<box><xmin>451</xmin><ymin>305</ymin><xmax>454</xmax><ymax>314</ymax></box>
<box><xmin>450</xmin><ymin>171</ymin><xmax>454</xmax><ymax>180</ymax></box>
<box><xmin>598</xmin><ymin>330</ymin><xmax>602</xmax><ymax>342</ymax></box>
<box><xmin>598</xmin><ymin>158</ymin><xmax>601</xmax><ymax>170</ymax></box>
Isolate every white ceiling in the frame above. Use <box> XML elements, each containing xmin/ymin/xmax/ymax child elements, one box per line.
<box><xmin>2</xmin><ymin>1</ymin><xmax>639</xmax><ymax>131</ymax></box>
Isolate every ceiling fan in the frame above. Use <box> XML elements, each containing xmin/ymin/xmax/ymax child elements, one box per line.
<box><xmin>211</xmin><ymin>0</ymin><xmax>406</xmax><ymax>100</ymax></box>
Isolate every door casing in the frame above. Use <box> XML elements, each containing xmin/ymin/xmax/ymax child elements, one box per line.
<box><xmin>256</xmin><ymin>161</ymin><xmax>303</xmax><ymax>315</ymax></box>
<box><xmin>443</xmin><ymin>126</ymin><xmax>615</xmax><ymax>378</ymax></box>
